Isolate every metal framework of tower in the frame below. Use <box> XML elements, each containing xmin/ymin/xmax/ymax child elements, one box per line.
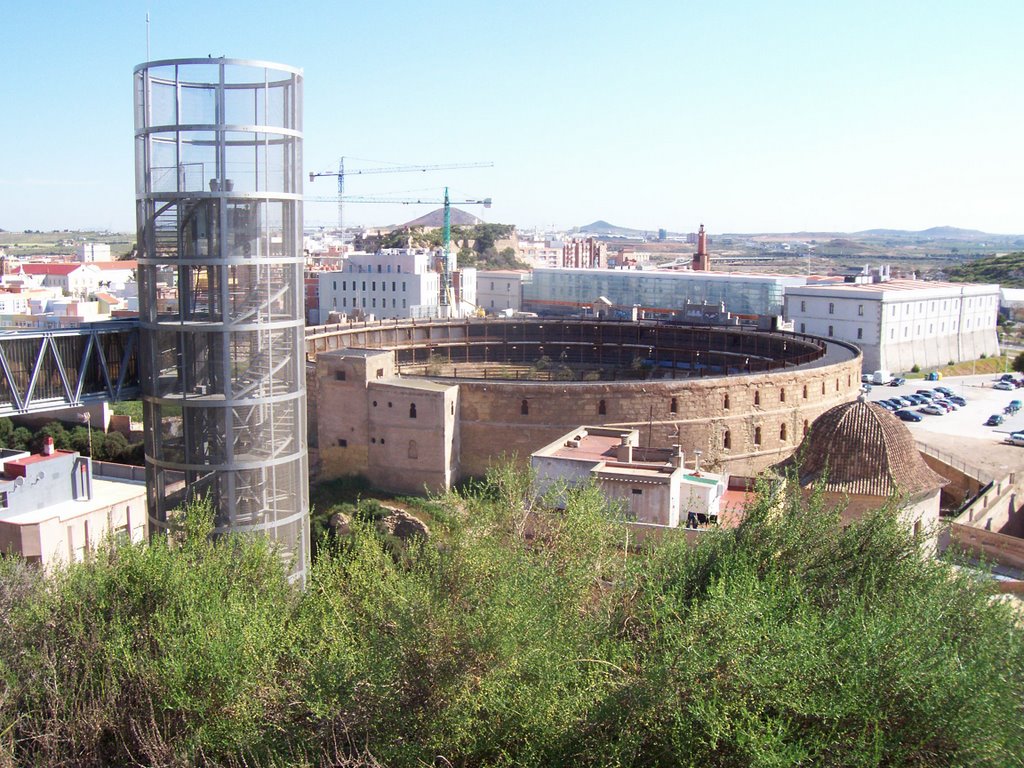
<box><xmin>133</xmin><ymin>58</ymin><xmax>309</xmax><ymax>582</ymax></box>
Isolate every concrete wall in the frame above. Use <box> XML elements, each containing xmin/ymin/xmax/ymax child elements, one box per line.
<box><xmin>950</xmin><ymin>523</ymin><xmax>1024</xmax><ymax>571</ymax></box>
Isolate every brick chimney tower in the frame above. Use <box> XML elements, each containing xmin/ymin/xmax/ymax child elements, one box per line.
<box><xmin>691</xmin><ymin>224</ymin><xmax>710</xmax><ymax>271</ymax></box>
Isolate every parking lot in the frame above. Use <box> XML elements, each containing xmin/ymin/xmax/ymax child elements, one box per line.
<box><xmin>865</xmin><ymin>373</ymin><xmax>1024</xmax><ymax>478</ymax></box>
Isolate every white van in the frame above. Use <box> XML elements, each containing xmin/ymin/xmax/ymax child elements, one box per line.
<box><xmin>872</xmin><ymin>370</ymin><xmax>893</xmax><ymax>385</ymax></box>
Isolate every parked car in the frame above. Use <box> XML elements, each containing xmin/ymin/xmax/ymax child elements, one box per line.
<box><xmin>935</xmin><ymin>386</ymin><xmax>954</xmax><ymax>397</ymax></box>
<box><xmin>1000</xmin><ymin>373</ymin><xmax>1017</xmax><ymax>382</ymax></box>
<box><xmin>986</xmin><ymin>414</ymin><xmax>1005</xmax><ymax>426</ymax></box>
<box><xmin>876</xmin><ymin>400</ymin><xmax>896</xmax><ymax>411</ymax></box>
<box><xmin>934</xmin><ymin>400</ymin><xmax>956</xmax><ymax>412</ymax></box>
<box><xmin>1005</xmin><ymin>433</ymin><xmax>1024</xmax><ymax>447</ymax></box>
<box><xmin>1011</xmin><ymin>400</ymin><xmax>1022</xmax><ymax>411</ymax></box>
<box><xmin>919</xmin><ymin>404</ymin><xmax>945</xmax><ymax>416</ymax></box>
<box><xmin>895</xmin><ymin>409</ymin><xmax>923</xmax><ymax>422</ymax></box>
<box><xmin>905</xmin><ymin>394</ymin><xmax>926</xmax><ymax>405</ymax></box>
<box><xmin>948</xmin><ymin>395</ymin><xmax>967</xmax><ymax>407</ymax></box>
<box><xmin>994</xmin><ymin>381</ymin><xmax>1015</xmax><ymax>391</ymax></box>
<box><xmin>889</xmin><ymin>377</ymin><xmax>907</xmax><ymax>387</ymax></box>
<box><xmin>915</xmin><ymin>389</ymin><xmax>935</xmax><ymax>398</ymax></box>
<box><xmin>861</xmin><ymin>374</ymin><xmax>873</xmax><ymax>383</ymax></box>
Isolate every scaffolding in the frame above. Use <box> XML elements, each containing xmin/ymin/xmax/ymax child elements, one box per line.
<box><xmin>134</xmin><ymin>58</ymin><xmax>309</xmax><ymax>582</ymax></box>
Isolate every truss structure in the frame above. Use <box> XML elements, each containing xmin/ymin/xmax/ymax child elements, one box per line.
<box><xmin>0</xmin><ymin>324</ymin><xmax>140</xmax><ymax>416</ymax></box>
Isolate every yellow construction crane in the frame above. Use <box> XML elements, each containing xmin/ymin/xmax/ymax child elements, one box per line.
<box><xmin>308</xmin><ymin>157</ymin><xmax>492</xmax><ymax>232</ymax></box>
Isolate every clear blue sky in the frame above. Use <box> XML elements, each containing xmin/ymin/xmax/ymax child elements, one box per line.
<box><xmin>2</xmin><ymin>0</ymin><xmax>1022</xmax><ymax>235</ymax></box>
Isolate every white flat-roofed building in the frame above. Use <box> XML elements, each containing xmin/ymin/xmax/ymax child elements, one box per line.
<box><xmin>0</xmin><ymin>443</ymin><xmax>148</xmax><ymax>571</ymax></box>
<box><xmin>477</xmin><ymin>269</ymin><xmax>530</xmax><ymax>314</ymax></box>
<box><xmin>317</xmin><ymin>249</ymin><xmax>477</xmax><ymax>322</ymax></box>
<box><xmin>530</xmin><ymin>426</ymin><xmax>725</xmax><ymax>529</ymax></box>
<box><xmin>784</xmin><ymin>279</ymin><xmax>1000</xmax><ymax>372</ymax></box>
<box><xmin>77</xmin><ymin>242</ymin><xmax>111</xmax><ymax>263</ymax></box>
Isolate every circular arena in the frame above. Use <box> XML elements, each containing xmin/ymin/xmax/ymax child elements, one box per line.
<box><xmin>306</xmin><ymin>318</ymin><xmax>862</xmax><ymax>492</ymax></box>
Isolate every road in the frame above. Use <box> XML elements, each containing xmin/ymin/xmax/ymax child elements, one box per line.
<box><xmin>865</xmin><ymin>374</ymin><xmax>1024</xmax><ymax>480</ymax></box>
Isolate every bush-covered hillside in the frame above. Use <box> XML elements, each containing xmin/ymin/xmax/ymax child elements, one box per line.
<box><xmin>946</xmin><ymin>251</ymin><xmax>1024</xmax><ymax>287</ymax></box>
<box><xmin>0</xmin><ymin>468</ymin><xmax>1022</xmax><ymax>767</ymax></box>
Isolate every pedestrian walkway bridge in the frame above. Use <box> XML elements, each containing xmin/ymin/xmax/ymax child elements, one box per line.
<box><xmin>0</xmin><ymin>323</ymin><xmax>140</xmax><ymax>417</ymax></box>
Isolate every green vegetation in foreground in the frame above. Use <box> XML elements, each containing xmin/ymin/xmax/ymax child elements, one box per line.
<box><xmin>0</xmin><ymin>467</ymin><xmax>1022</xmax><ymax>767</ymax></box>
<box><xmin>946</xmin><ymin>251</ymin><xmax>1024</xmax><ymax>288</ymax></box>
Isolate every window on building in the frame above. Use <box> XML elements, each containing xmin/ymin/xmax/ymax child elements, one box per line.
<box><xmin>372</xmin><ymin>298</ymin><xmax>376</xmax><ymax>308</ymax></box>
<box><xmin>0</xmin><ymin>491</ymin><xmax>7</xmax><ymax>509</ymax></box>
<box><xmin>337</xmin><ymin>439</ymin><xmax>347</xmax><ymax>448</ymax></box>
<box><xmin>858</xmin><ymin>304</ymin><xmax>864</xmax><ymax>316</ymax></box>
<box><xmin>408</xmin><ymin>440</ymin><xmax>418</xmax><ymax>459</ymax></box>
<box><xmin>372</xmin><ymin>281</ymin><xmax>376</xmax><ymax>291</ymax></box>
<box><xmin>828</xmin><ymin>325</ymin><xmax>833</xmax><ymax>337</ymax></box>
<box><xmin>521</xmin><ymin>399</ymin><xmax>529</xmax><ymax>415</ymax></box>
<box><xmin>724</xmin><ymin>393</ymin><xmax>730</xmax><ymax>409</ymax></box>
<box><xmin>362</xmin><ymin>281</ymin><xmax>366</xmax><ymax>291</ymax></box>
<box><xmin>332</xmin><ymin>280</ymin><xmax>337</xmax><ymax>290</ymax></box>
<box><xmin>800</xmin><ymin>323</ymin><xmax>805</xmax><ymax>334</ymax></box>
<box><xmin>598</xmin><ymin>399</ymin><xmax>606</xmax><ymax>415</ymax></box>
<box><xmin>780</xmin><ymin>423</ymin><xmax>787</xmax><ymax>441</ymax></box>
<box><xmin>890</xmin><ymin>328</ymin><xmax>895</xmax><ymax>339</ymax></box>
<box><xmin>821</xmin><ymin>381</ymin><xmax>826</xmax><ymax>394</ymax></box>
<box><xmin>754</xmin><ymin>390</ymin><xmax>760</xmax><ymax>406</ymax></box>
<box><xmin>754</xmin><ymin>427</ymin><xmax>762</xmax><ymax>445</ymax></box>
<box><xmin>857</xmin><ymin>328</ymin><xmax>863</xmax><ymax>340</ymax></box>
<box><xmin>402</xmin><ymin>281</ymin><xmax>407</xmax><ymax>291</ymax></box>
<box><xmin>780</xmin><ymin>389</ymin><xmax>786</xmax><ymax>403</ymax></box>
<box><xmin>800</xmin><ymin>300</ymin><xmax>806</xmax><ymax>312</ymax></box>
<box><xmin>829</xmin><ymin>303</ymin><xmax>835</xmax><ymax>315</ymax></box>
<box><xmin>723</xmin><ymin>430</ymin><xmax>731</xmax><ymax>450</ymax></box>
<box><xmin>670</xmin><ymin>397</ymin><xmax>678</xmax><ymax>413</ymax></box>
<box><xmin>376</xmin><ymin>369</ymin><xmax>384</xmax><ymax>379</ymax></box>
<box><xmin>803</xmin><ymin>384</ymin><xmax>808</xmax><ymax>399</ymax></box>
<box><xmin>409</xmin><ymin>403</ymin><xmax>417</xmax><ymax>418</ymax></box>
<box><xmin>335</xmin><ymin>370</ymin><xmax>346</xmax><ymax>381</ymax></box>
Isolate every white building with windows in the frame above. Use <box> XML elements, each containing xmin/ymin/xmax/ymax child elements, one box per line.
<box><xmin>784</xmin><ymin>279</ymin><xmax>1000</xmax><ymax>372</ymax></box>
<box><xmin>477</xmin><ymin>270</ymin><xmax>530</xmax><ymax>314</ymax></box>
<box><xmin>316</xmin><ymin>249</ymin><xmax>478</xmax><ymax>323</ymax></box>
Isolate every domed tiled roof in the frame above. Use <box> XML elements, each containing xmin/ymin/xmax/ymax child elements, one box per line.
<box><xmin>780</xmin><ymin>400</ymin><xmax>947</xmax><ymax>499</ymax></box>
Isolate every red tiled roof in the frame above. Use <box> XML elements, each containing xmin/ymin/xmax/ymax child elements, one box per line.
<box><xmin>22</xmin><ymin>263</ymin><xmax>82</xmax><ymax>276</ymax></box>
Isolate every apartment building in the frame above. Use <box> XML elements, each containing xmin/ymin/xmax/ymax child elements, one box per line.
<box><xmin>784</xmin><ymin>279</ymin><xmax>1000</xmax><ymax>372</ymax></box>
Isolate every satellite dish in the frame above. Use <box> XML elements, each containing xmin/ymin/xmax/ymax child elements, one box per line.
<box><xmin>13</xmin><ymin>477</ymin><xmax>23</xmax><ymax>487</ymax></box>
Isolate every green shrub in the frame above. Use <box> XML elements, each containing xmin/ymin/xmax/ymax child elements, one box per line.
<box><xmin>1</xmin><ymin>468</ymin><xmax>1022</xmax><ymax>766</ymax></box>
<box><xmin>911</xmin><ymin>363</ymin><xmax>921</xmax><ymax>373</ymax></box>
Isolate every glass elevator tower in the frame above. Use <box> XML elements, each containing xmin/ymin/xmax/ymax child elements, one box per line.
<box><xmin>134</xmin><ymin>58</ymin><xmax>308</xmax><ymax>582</ymax></box>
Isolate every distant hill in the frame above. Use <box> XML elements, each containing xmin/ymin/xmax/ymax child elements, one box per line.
<box><xmin>945</xmin><ymin>252</ymin><xmax>1024</xmax><ymax>288</ymax></box>
<box><xmin>401</xmin><ymin>208</ymin><xmax>483</xmax><ymax>228</ymax></box>
<box><xmin>856</xmin><ymin>226</ymin><xmax>991</xmax><ymax>240</ymax></box>
<box><xmin>577</xmin><ymin>220</ymin><xmax>652</xmax><ymax>238</ymax></box>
